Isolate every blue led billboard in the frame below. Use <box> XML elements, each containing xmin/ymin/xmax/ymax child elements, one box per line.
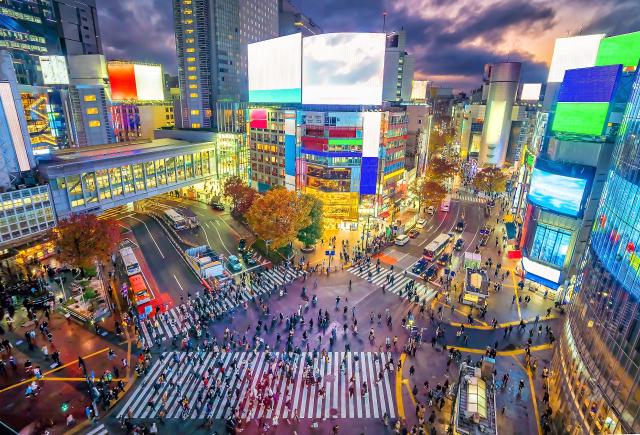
<box><xmin>360</xmin><ymin>157</ymin><xmax>378</xmax><ymax>195</ymax></box>
<box><xmin>528</xmin><ymin>168</ymin><xmax>588</xmax><ymax>217</ymax></box>
<box><xmin>557</xmin><ymin>65</ymin><xmax>621</xmax><ymax>103</ymax></box>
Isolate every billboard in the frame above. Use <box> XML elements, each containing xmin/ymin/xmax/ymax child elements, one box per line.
<box><xmin>520</xmin><ymin>83</ymin><xmax>541</xmax><ymax>101</ymax></box>
<box><xmin>596</xmin><ymin>31</ymin><xmax>640</xmax><ymax>70</ymax></box>
<box><xmin>557</xmin><ymin>65</ymin><xmax>620</xmax><ymax>103</ymax></box>
<box><xmin>522</xmin><ymin>257</ymin><xmax>561</xmax><ymax>283</ymax></box>
<box><xmin>552</xmin><ymin>102</ymin><xmax>610</xmax><ymax>136</ymax></box>
<box><xmin>547</xmin><ymin>34</ymin><xmax>605</xmax><ymax>83</ymax></box>
<box><xmin>411</xmin><ymin>80</ymin><xmax>429</xmax><ymax>100</ymax></box>
<box><xmin>248</xmin><ymin>33</ymin><xmax>302</xmax><ymax>103</ymax></box>
<box><xmin>108</xmin><ymin>62</ymin><xmax>164</xmax><ymax>101</ymax></box>
<box><xmin>39</xmin><ymin>56</ymin><xmax>69</xmax><ymax>85</ymax></box>
<box><xmin>528</xmin><ymin>167</ymin><xmax>588</xmax><ymax>216</ymax></box>
<box><xmin>302</xmin><ymin>33</ymin><xmax>386</xmax><ymax>105</ymax></box>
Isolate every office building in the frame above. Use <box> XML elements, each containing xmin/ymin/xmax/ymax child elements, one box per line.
<box><xmin>405</xmin><ymin>104</ymin><xmax>430</xmax><ymax>174</ymax></box>
<box><xmin>382</xmin><ymin>30</ymin><xmax>414</xmax><ymax>102</ymax></box>
<box><xmin>479</xmin><ymin>62</ymin><xmax>521</xmax><ymax>167</ymax></box>
<box><xmin>410</xmin><ymin>80</ymin><xmax>430</xmax><ymax>102</ymax></box>
<box><xmin>67</xmin><ymin>84</ymin><xmax>115</xmax><ymax>146</ymax></box>
<box><xmin>52</xmin><ymin>0</ymin><xmax>102</xmax><ymax>56</ymax></box>
<box><xmin>172</xmin><ymin>0</ymin><xmax>278</xmax><ymax>129</ymax></box>
<box><xmin>278</xmin><ymin>0</ymin><xmax>321</xmax><ymax>36</ymax></box>
<box><xmin>111</xmin><ymin>103</ymin><xmax>175</xmax><ymax>142</ymax></box>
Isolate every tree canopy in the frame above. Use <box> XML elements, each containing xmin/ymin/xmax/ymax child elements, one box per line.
<box><xmin>49</xmin><ymin>213</ymin><xmax>119</xmax><ymax>270</ymax></box>
<box><xmin>246</xmin><ymin>188</ymin><xmax>313</xmax><ymax>250</ymax></box>
<box><xmin>297</xmin><ymin>194</ymin><xmax>324</xmax><ymax>247</ymax></box>
<box><xmin>411</xmin><ymin>179</ymin><xmax>448</xmax><ymax>213</ymax></box>
<box><xmin>223</xmin><ymin>176</ymin><xmax>258</xmax><ymax>217</ymax></box>
<box><xmin>473</xmin><ymin>167</ymin><xmax>507</xmax><ymax>193</ymax></box>
<box><xmin>426</xmin><ymin>156</ymin><xmax>457</xmax><ymax>182</ymax></box>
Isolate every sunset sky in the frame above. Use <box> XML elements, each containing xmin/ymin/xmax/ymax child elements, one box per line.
<box><xmin>97</xmin><ymin>0</ymin><xmax>640</xmax><ymax>90</ymax></box>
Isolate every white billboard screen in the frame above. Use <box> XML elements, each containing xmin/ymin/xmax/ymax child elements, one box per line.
<box><xmin>411</xmin><ymin>80</ymin><xmax>428</xmax><ymax>100</ymax></box>
<box><xmin>133</xmin><ymin>64</ymin><xmax>164</xmax><ymax>101</ymax></box>
<box><xmin>521</xmin><ymin>83</ymin><xmax>542</xmax><ymax>101</ymax></box>
<box><xmin>39</xmin><ymin>55</ymin><xmax>69</xmax><ymax>85</ymax></box>
<box><xmin>302</xmin><ymin>33</ymin><xmax>386</xmax><ymax>105</ymax></box>
<box><xmin>362</xmin><ymin>112</ymin><xmax>382</xmax><ymax>157</ymax></box>
<box><xmin>249</xmin><ymin>33</ymin><xmax>302</xmax><ymax>103</ymax></box>
<box><xmin>547</xmin><ymin>34</ymin><xmax>605</xmax><ymax>83</ymax></box>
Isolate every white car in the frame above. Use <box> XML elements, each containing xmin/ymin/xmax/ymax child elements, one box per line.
<box><xmin>416</xmin><ymin>219</ymin><xmax>427</xmax><ymax>229</ymax></box>
<box><xmin>426</xmin><ymin>206</ymin><xmax>435</xmax><ymax>215</ymax></box>
<box><xmin>395</xmin><ymin>234</ymin><xmax>410</xmax><ymax>246</ymax></box>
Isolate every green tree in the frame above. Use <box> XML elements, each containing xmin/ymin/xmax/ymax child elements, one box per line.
<box><xmin>223</xmin><ymin>176</ymin><xmax>258</xmax><ymax>217</ymax></box>
<box><xmin>412</xmin><ymin>179</ymin><xmax>448</xmax><ymax>213</ymax></box>
<box><xmin>473</xmin><ymin>167</ymin><xmax>507</xmax><ymax>193</ymax></box>
<box><xmin>297</xmin><ymin>195</ymin><xmax>324</xmax><ymax>247</ymax></box>
<box><xmin>49</xmin><ymin>213</ymin><xmax>119</xmax><ymax>271</ymax></box>
<box><xmin>246</xmin><ymin>188</ymin><xmax>313</xmax><ymax>249</ymax></box>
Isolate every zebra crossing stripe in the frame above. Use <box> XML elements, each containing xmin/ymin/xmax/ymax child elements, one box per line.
<box><xmin>85</xmin><ymin>423</ymin><xmax>108</xmax><ymax>435</ymax></box>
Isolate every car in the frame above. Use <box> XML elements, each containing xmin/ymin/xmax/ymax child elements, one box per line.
<box><xmin>412</xmin><ymin>259</ymin><xmax>428</xmax><ymax>274</ymax></box>
<box><xmin>422</xmin><ymin>264</ymin><xmax>438</xmax><ymax>280</ymax></box>
<box><xmin>426</xmin><ymin>206</ymin><xmax>435</xmax><ymax>215</ymax></box>
<box><xmin>227</xmin><ymin>255</ymin><xmax>243</xmax><ymax>273</ymax></box>
<box><xmin>480</xmin><ymin>234</ymin><xmax>489</xmax><ymax>246</ymax></box>
<box><xmin>242</xmin><ymin>252</ymin><xmax>257</xmax><ymax>267</ymax></box>
<box><xmin>395</xmin><ymin>234</ymin><xmax>410</xmax><ymax>246</ymax></box>
<box><xmin>454</xmin><ymin>238</ymin><xmax>464</xmax><ymax>251</ymax></box>
<box><xmin>437</xmin><ymin>253</ymin><xmax>451</xmax><ymax>267</ymax></box>
<box><xmin>210</xmin><ymin>202</ymin><xmax>225</xmax><ymax>211</ymax></box>
<box><xmin>416</xmin><ymin>219</ymin><xmax>427</xmax><ymax>229</ymax></box>
<box><xmin>238</xmin><ymin>238</ymin><xmax>247</xmax><ymax>252</ymax></box>
<box><xmin>408</xmin><ymin>229</ymin><xmax>420</xmax><ymax>238</ymax></box>
<box><xmin>455</xmin><ymin>220</ymin><xmax>465</xmax><ymax>232</ymax></box>
<box><xmin>480</xmin><ymin>226</ymin><xmax>491</xmax><ymax>236</ymax></box>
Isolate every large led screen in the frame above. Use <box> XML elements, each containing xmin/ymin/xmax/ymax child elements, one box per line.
<box><xmin>302</xmin><ymin>33</ymin><xmax>386</xmax><ymax>105</ymax></box>
<box><xmin>39</xmin><ymin>56</ymin><xmax>69</xmax><ymax>85</ymax></box>
<box><xmin>520</xmin><ymin>83</ymin><xmax>541</xmax><ymax>101</ymax></box>
<box><xmin>528</xmin><ymin>168</ymin><xmax>588</xmax><ymax>216</ymax></box>
<box><xmin>552</xmin><ymin>102</ymin><xmax>609</xmax><ymax>136</ymax></box>
<box><xmin>557</xmin><ymin>65</ymin><xmax>620</xmax><ymax>103</ymax></box>
<box><xmin>133</xmin><ymin>64</ymin><xmax>164</xmax><ymax>101</ymax></box>
<box><xmin>248</xmin><ymin>33</ymin><xmax>302</xmax><ymax>103</ymax></box>
<box><xmin>108</xmin><ymin>63</ymin><xmax>137</xmax><ymax>101</ymax></box>
<box><xmin>596</xmin><ymin>31</ymin><xmax>640</xmax><ymax>70</ymax></box>
<box><xmin>547</xmin><ymin>34</ymin><xmax>605</xmax><ymax>83</ymax></box>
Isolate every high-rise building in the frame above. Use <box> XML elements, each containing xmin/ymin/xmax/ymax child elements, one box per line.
<box><xmin>52</xmin><ymin>0</ymin><xmax>102</xmax><ymax>56</ymax></box>
<box><xmin>479</xmin><ymin>62</ymin><xmax>521</xmax><ymax>167</ymax></box>
<box><xmin>278</xmin><ymin>0</ymin><xmax>321</xmax><ymax>36</ymax></box>
<box><xmin>172</xmin><ymin>0</ymin><xmax>278</xmax><ymax>129</ymax></box>
<box><xmin>382</xmin><ymin>30</ymin><xmax>414</xmax><ymax>102</ymax></box>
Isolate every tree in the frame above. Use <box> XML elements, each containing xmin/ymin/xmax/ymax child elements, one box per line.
<box><xmin>223</xmin><ymin>176</ymin><xmax>258</xmax><ymax>217</ymax></box>
<box><xmin>49</xmin><ymin>213</ymin><xmax>119</xmax><ymax>271</ymax></box>
<box><xmin>426</xmin><ymin>156</ymin><xmax>457</xmax><ymax>182</ymax></box>
<box><xmin>411</xmin><ymin>179</ymin><xmax>448</xmax><ymax>213</ymax></box>
<box><xmin>246</xmin><ymin>188</ymin><xmax>313</xmax><ymax>250</ymax></box>
<box><xmin>473</xmin><ymin>167</ymin><xmax>508</xmax><ymax>193</ymax></box>
<box><xmin>297</xmin><ymin>195</ymin><xmax>323</xmax><ymax>247</ymax></box>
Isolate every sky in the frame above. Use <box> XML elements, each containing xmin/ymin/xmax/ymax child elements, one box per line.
<box><xmin>97</xmin><ymin>0</ymin><xmax>640</xmax><ymax>90</ymax></box>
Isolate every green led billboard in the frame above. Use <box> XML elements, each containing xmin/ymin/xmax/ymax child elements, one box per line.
<box><xmin>552</xmin><ymin>102</ymin><xmax>610</xmax><ymax>136</ymax></box>
<box><xmin>596</xmin><ymin>31</ymin><xmax>640</xmax><ymax>69</ymax></box>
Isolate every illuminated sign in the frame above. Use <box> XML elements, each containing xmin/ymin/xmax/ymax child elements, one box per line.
<box><xmin>522</xmin><ymin>257</ymin><xmax>561</xmax><ymax>283</ymax></box>
<box><xmin>302</xmin><ymin>33</ymin><xmax>386</xmax><ymax>105</ymax></box>
<box><xmin>528</xmin><ymin>167</ymin><xmax>588</xmax><ymax>216</ymax></box>
<box><xmin>552</xmin><ymin>102</ymin><xmax>610</xmax><ymax>136</ymax></box>
<box><xmin>362</xmin><ymin>112</ymin><xmax>381</xmax><ymax>157</ymax></box>
<box><xmin>108</xmin><ymin>63</ymin><xmax>137</xmax><ymax>100</ymax></box>
<box><xmin>547</xmin><ymin>34</ymin><xmax>605</xmax><ymax>83</ymax></box>
<box><xmin>108</xmin><ymin>62</ymin><xmax>164</xmax><ymax>101</ymax></box>
<box><xmin>248</xmin><ymin>33</ymin><xmax>302</xmax><ymax>103</ymax></box>
<box><xmin>133</xmin><ymin>64</ymin><xmax>164</xmax><ymax>101</ymax></box>
<box><xmin>39</xmin><ymin>56</ymin><xmax>69</xmax><ymax>85</ymax></box>
<box><xmin>0</xmin><ymin>83</ymin><xmax>31</xmax><ymax>171</ymax></box>
<box><xmin>596</xmin><ymin>31</ymin><xmax>640</xmax><ymax>70</ymax></box>
<box><xmin>520</xmin><ymin>83</ymin><xmax>541</xmax><ymax>101</ymax></box>
<box><xmin>557</xmin><ymin>65</ymin><xmax>620</xmax><ymax>103</ymax></box>
<box><xmin>411</xmin><ymin>80</ymin><xmax>429</xmax><ymax>100</ymax></box>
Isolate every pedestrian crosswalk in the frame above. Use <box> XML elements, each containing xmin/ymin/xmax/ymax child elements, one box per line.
<box><xmin>117</xmin><ymin>351</ymin><xmax>396</xmax><ymax>421</ymax></box>
<box><xmin>451</xmin><ymin>191</ymin><xmax>487</xmax><ymax>204</ymax></box>
<box><xmin>346</xmin><ymin>265</ymin><xmax>438</xmax><ymax>304</ymax></box>
<box><xmin>84</xmin><ymin>423</ymin><xmax>108</xmax><ymax>435</ymax></box>
<box><xmin>139</xmin><ymin>267</ymin><xmax>302</xmax><ymax>345</ymax></box>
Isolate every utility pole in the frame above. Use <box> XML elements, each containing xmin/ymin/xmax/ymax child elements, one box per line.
<box><xmin>382</xmin><ymin>11</ymin><xmax>387</xmax><ymax>32</ymax></box>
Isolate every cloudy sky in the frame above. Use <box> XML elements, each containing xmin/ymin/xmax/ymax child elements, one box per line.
<box><xmin>97</xmin><ymin>0</ymin><xmax>640</xmax><ymax>90</ymax></box>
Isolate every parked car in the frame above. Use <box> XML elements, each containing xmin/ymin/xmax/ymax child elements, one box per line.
<box><xmin>416</xmin><ymin>219</ymin><xmax>427</xmax><ymax>229</ymax></box>
<box><xmin>227</xmin><ymin>255</ymin><xmax>243</xmax><ymax>273</ymax></box>
<box><xmin>412</xmin><ymin>259</ymin><xmax>428</xmax><ymax>275</ymax></box>
<box><xmin>437</xmin><ymin>253</ymin><xmax>451</xmax><ymax>267</ymax></box>
<box><xmin>210</xmin><ymin>202</ymin><xmax>225</xmax><ymax>211</ymax></box>
<box><xmin>238</xmin><ymin>239</ymin><xmax>247</xmax><ymax>252</ymax></box>
<box><xmin>408</xmin><ymin>229</ymin><xmax>420</xmax><ymax>238</ymax></box>
<box><xmin>426</xmin><ymin>206</ymin><xmax>435</xmax><ymax>215</ymax></box>
<box><xmin>480</xmin><ymin>226</ymin><xmax>491</xmax><ymax>236</ymax></box>
<box><xmin>422</xmin><ymin>264</ymin><xmax>438</xmax><ymax>280</ymax></box>
<box><xmin>395</xmin><ymin>234</ymin><xmax>410</xmax><ymax>246</ymax></box>
<box><xmin>454</xmin><ymin>238</ymin><xmax>464</xmax><ymax>251</ymax></box>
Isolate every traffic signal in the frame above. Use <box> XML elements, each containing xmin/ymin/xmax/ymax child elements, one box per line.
<box><xmin>61</xmin><ymin>401</ymin><xmax>69</xmax><ymax>413</ymax></box>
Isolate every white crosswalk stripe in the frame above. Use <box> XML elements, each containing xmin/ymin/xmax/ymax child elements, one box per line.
<box><xmin>451</xmin><ymin>192</ymin><xmax>487</xmax><ymax>203</ymax></box>
<box><xmin>346</xmin><ymin>264</ymin><xmax>438</xmax><ymax>304</ymax></box>
<box><xmin>117</xmin><ymin>351</ymin><xmax>396</xmax><ymax>421</ymax></box>
<box><xmin>138</xmin><ymin>268</ymin><xmax>302</xmax><ymax>344</ymax></box>
<box><xmin>84</xmin><ymin>423</ymin><xmax>109</xmax><ymax>435</ymax></box>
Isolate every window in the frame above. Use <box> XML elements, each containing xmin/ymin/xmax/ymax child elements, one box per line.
<box><xmin>183</xmin><ymin>19</ymin><xmax>193</xmax><ymax>25</ymax></box>
<box><xmin>187</xmin><ymin>57</ymin><xmax>196</xmax><ymax>62</ymax></box>
<box><xmin>83</xmin><ymin>95</ymin><xmax>96</xmax><ymax>102</ymax></box>
<box><xmin>188</xmin><ymin>75</ymin><xmax>197</xmax><ymax>80</ymax></box>
<box><xmin>186</xmin><ymin>48</ymin><xmax>195</xmax><ymax>53</ymax></box>
<box><xmin>185</xmin><ymin>29</ymin><xmax>194</xmax><ymax>34</ymax></box>
<box><xmin>187</xmin><ymin>66</ymin><xmax>196</xmax><ymax>71</ymax></box>
<box><xmin>189</xmin><ymin>93</ymin><xmax>198</xmax><ymax>98</ymax></box>
<box><xmin>530</xmin><ymin>224</ymin><xmax>571</xmax><ymax>267</ymax></box>
<box><xmin>189</xmin><ymin>84</ymin><xmax>198</xmax><ymax>89</ymax></box>
<box><xmin>183</xmin><ymin>8</ymin><xmax>192</xmax><ymax>14</ymax></box>
<box><xmin>190</xmin><ymin>110</ymin><xmax>200</xmax><ymax>115</ymax></box>
<box><xmin>191</xmin><ymin>123</ymin><xmax>200</xmax><ymax>128</ymax></box>
<box><xmin>88</xmin><ymin>120</ymin><xmax>101</xmax><ymax>127</ymax></box>
<box><xmin>185</xmin><ymin>38</ymin><xmax>194</xmax><ymax>43</ymax></box>
<box><xmin>86</xmin><ymin>107</ymin><xmax>98</xmax><ymax>115</ymax></box>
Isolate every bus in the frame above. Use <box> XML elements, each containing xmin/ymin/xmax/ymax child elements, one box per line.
<box><xmin>119</xmin><ymin>247</ymin><xmax>141</xmax><ymax>276</ymax></box>
<box><xmin>441</xmin><ymin>195</ymin><xmax>451</xmax><ymax>212</ymax></box>
<box><xmin>423</xmin><ymin>233</ymin><xmax>452</xmax><ymax>261</ymax></box>
<box><xmin>164</xmin><ymin>208</ymin><xmax>188</xmax><ymax>230</ymax></box>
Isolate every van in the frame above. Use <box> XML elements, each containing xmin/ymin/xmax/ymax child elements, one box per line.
<box><xmin>426</xmin><ymin>206</ymin><xmax>435</xmax><ymax>215</ymax></box>
<box><xmin>395</xmin><ymin>234</ymin><xmax>410</xmax><ymax>246</ymax></box>
<box><xmin>416</xmin><ymin>219</ymin><xmax>427</xmax><ymax>229</ymax></box>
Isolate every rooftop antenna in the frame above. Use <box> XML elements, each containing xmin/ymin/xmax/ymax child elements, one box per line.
<box><xmin>383</xmin><ymin>11</ymin><xmax>387</xmax><ymax>33</ymax></box>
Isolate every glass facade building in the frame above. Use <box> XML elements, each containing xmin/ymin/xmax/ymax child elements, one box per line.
<box><xmin>0</xmin><ymin>185</ymin><xmax>56</xmax><ymax>247</ymax></box>
<box><xmin>551</xmin><ymin>73</ymin><xmax>640</xmax><ymax>434</ymax></box>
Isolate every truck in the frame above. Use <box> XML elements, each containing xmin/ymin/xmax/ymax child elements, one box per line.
<box><xmin>185</xmin><ymin>245</ymin><xmax>224</xmax><ymax>278</ymax></box>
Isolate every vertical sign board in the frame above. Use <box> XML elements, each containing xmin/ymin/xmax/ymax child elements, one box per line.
<box><xmin>360</xmin><ymin>112</ymin><xmax>382</xmax><ymax>195</ymax></box>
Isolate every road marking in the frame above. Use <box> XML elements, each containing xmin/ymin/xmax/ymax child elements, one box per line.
<box><xmin>512</xmin><ymin>355</ymin><xmax>543</xmax><ymax>435</ymax></box>
<box><xmin>395</xmin><ymin>353</ymin><xmax>406</xmax><ymax>419</ymax></box>
<box><xmin>210</xmin><ymin>220</ymin><xmax>233</xmax><ymax>255</ymax></box>
<box><xmin>173</xmin><ymin>274</ymin><xmax>185</xmax><ymax>292</ymax></box>
<box><xmin>511</xmin><ymin>267</ymin><xmax>522</xmax><ymax>319</ymax></box>
<box><xmin>448</xmin><ymin>343</ymin><xmax>552</xmax><ymax>356</ymax></box>
<box><xmin>127</xmin><ymin>215</ymin><xmax>165</xmax><ymax>259</ymax></box>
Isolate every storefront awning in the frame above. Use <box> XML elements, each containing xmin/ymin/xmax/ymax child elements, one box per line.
<box><xmin>525</xmin><ymin>272</ymin><xmax>560</xmax><ymax>290</ymax></box>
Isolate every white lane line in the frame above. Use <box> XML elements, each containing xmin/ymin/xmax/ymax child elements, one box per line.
<box><xmin>127</xmin><ymin>215</ymin><xmax>165</xmax><ymax>259</ymax></box>
<box><xmin>210</xmin><ymin>220</ymin><xmax>233</xmax><ymax>256</ymax></box>
<box><xmin>173</xmin><ymin>274</ymin><xmax>185</xmax><ymax>292</ymax></box>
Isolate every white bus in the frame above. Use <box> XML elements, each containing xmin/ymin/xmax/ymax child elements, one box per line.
<box><xmin>423</xmin><ymin>233</ymin><xmax>452</xmax><ymax>261</ymax></box>
<box><xmin>441</xmin><ymin>194</ymin><xmax>451</xmax><ymax>212</ymax></box>
<box><xmin>119</xmin><ymin>246</ymin><xmax>141</xmax><ymax>276</ymax></box>
<box><xmin>164</xmin><ymin>208</ymin><xmax>188</xmax><ymax>230</ymax></box>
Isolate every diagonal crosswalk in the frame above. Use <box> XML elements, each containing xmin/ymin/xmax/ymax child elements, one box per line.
<box><xmin>117</xmin><ymin>351</ymin><xmax>396</xmax><ymax>421</ymax></box>
<box><xmin>346</xmin><ymin>264</ymin><xmax>438</xmax><ymax>304</ymax></box>
<box><xmin>138</xmin><ymin>267</ymin><xmax>302</xmax><ymax>345</ymax></box>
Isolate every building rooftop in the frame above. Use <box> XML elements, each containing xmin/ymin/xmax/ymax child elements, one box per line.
<box><xmin>455</xmin><ymin>364</ymin><xmax>497</xmax><ymax>435</ymax></box>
